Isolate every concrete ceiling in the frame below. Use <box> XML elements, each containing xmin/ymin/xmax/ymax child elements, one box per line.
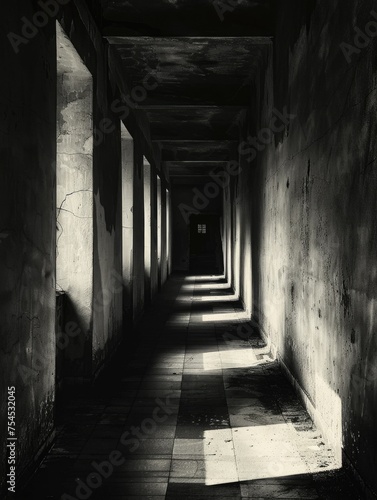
<box><xmin>103</xmin><ymin>2</ymin><xmax>275</xmax><ymax>180</ymax></box>
<box><xmin>101</xmin><ymin>0</ymin><xmax>275</xmax><ymax>37</ymax></box>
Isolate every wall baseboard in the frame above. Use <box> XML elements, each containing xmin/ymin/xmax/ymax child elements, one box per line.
<box><xmin>277</xmin><ymin>353</ymin><xmax>377</xmax><ymax>499</ymax></box>
<box><xmin>278</xmin><ymin>354</ymin><xmax>340</xmax><ymax>461</ymax></box>
<box><xmin>247</xmin><ymin>310</ymin><xmax>376</xmax><ymax>498</ymax></box>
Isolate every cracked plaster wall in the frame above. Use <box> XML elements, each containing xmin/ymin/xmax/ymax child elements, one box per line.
<box><xmin>56</xmin><ymin>67</ymin><xmax>94</xmax><ymax>381</ymax></box>
<box><xmin>0</xmin><ymin>2</ymin><xmax>132</xmax><ymax>491</ymax></box>
<box><xmin>121</xmin><ymin>127</ymin><xmax>134</xmax><ymax>324</ymax></box>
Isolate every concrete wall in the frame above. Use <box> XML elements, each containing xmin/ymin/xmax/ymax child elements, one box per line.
<box><xmin>132</xmin><ymin>150</ymin><xmax>145</xmax><ymax>322</ymax></box>
<box><xmin>57</xmin><ymin>5</ymin><xmax>124</xmax><ymax>382</ymax></box>
<box><xmin>0</xmin><ymin>1</ymin><xmax>168</xmax><ymax>493</ymax></box>
<box><xmin>236</xmin><ymin>140</ymin><xmax>254</xmax><ymax>315</ymax></box>
<box><xmin>0</xmin><ymin>3</ymin><xmax>56</xmax><ymax>490</ymax></box>
<box><xmin>150</xmin><ymin>170</ymin><xmax>159</xmax><ymax>299</ymax></box>
<box><xmin>92</xmin><ymin>117</ymin><xmax>123</xmax><ymax>378</ymax></box>
<box><xmin>171</xmin><ymin>184</ymin><xmax>190</xmax><ymax>271</ymax></box>
<box><xmin>245</xmin><ymin>1</ymin><xmax>377</xmax><ymax>495</ymax></box>
<box><xmin>121</xmin><ymin>127</ymin><xmax>134</xmax><ymax>324</ymax></box>
<box><xmin>231</xmin><ymin>177</ymin><xmax>241</xmax><ymax>296</ymax></box>
<box><xmin>143</xmin><ymin>160</ymin><xmax>152</xmax><ymax>304</ymax></box>
<box><xmin>56</xmin><ymin>24</ymin><xmax>94</xmax><ymax>382</ymax></box>
<box><xmin>157</xmin><ymin>176</ymin><xmax>169</xmax><ymax>289</ymax></box>
<box><xmin>160</xmin><ymin>187</ymin><xmax>168</xmax><ymax>286</ymax></box>
<box><xmin>222</xmin><ymin>183</ymin><xmax>232</xmax><ymax>282</ymax></box>
<box><xmin>121</xmin><ymin>131</ymin><xmax>167</xmax><ymax>327</ymax></box>
<box><xmin>166</xmin><ymin>189</ymin><xmax>173</xmax><ymax>277</ymax></box>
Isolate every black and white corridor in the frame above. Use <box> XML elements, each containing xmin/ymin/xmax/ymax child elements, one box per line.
<box><xmin>1</xmin><ymin>1</ymin><xmax>377</xmax><ymax>499</ymax></box>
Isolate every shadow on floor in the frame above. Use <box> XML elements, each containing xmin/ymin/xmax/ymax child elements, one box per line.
<box><xmin>19</xmin><ymin>274</ymin><xmax>363</xmax><ymax>500</ymax></box>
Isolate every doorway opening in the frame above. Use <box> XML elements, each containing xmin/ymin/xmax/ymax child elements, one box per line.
<box><xmin>189</xmin><ymin>214</ymin><xmax>224</xmax><ymax>275</ymax></box>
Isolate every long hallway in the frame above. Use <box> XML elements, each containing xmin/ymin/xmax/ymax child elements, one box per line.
<box><xmin>3</xmin><ymin>2</ymin><xmax>377</xmax><ymax>497</ymax></box>
<box><xmin>21</xmin><ymin>275</ymin><xmax>360</xmax><ymax>500</ymax></box>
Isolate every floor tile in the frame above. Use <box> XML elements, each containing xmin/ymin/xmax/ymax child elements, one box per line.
<box><xmin>21</xmin><ymin>275</ymin><xmax>361</xmax><ymax>500</ymax></box>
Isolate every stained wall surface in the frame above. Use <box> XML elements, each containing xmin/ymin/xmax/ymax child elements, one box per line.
<box><xmin>0</xmin><ymin>3</ymin><xmax>57</xmax><ymax>488</ymax></box>
<box><xmin>245</xmin><ymin>1</ymin><xmax>377</xmax><ymax>495</ymax></box>
<box><xmin>56</xmin><ymin>25</ymin><xmax>94</xmax><ymax>382</ymax></box>
<box><xmin>0</xmin><ymin>2</ymin><xmax>165</xmax><ymax>493</ymax></box>
<box><xmin>2</xmin><ymin>0</ymin><xmax>377</xmax><ymax>497</ymax></box>
<box><xmin>121</xmin><ymin>127</ymin><xmax>134</xmax><ymax>323</ymax></box>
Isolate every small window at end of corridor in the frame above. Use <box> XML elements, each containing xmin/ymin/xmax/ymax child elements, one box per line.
<box><xmin>198</xmin><ymin>224</ymin><xmax>206</xmax><ymax>234</ymax></box>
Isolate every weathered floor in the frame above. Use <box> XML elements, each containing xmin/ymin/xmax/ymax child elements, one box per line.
<box><xmin>21</xmin><ymin>275</ymin><xmax>362</xmax><ymax>499</ymax></box>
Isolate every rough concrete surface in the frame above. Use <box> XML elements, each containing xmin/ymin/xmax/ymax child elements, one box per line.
<box><xmin>245</xmin><ymin>1</ymin><xmax>377</xmax><ymax>495</ymax></box>
<box><xmin>0</xmin><ymin>3</ymin><xmax>57</xmax><ymax>490</ymax></box>
<box><xmin>1</xmin><ymin>0</ymin><xmax>376</xmax><ymax>498</ymax></box>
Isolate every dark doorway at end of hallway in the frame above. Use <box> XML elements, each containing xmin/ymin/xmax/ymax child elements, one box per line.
<box><xmin>189</xmin><ymin>214</ymin><xmax>224</xmax><ymax>275</ymax></box>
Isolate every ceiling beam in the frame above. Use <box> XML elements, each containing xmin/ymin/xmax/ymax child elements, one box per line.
<box><xmin>164</xmin><ymin>161</ymin><xmax>229</xmax><ymax>167</ymax></box>
<box><xmin>153</xmin><ymin>140</ymin><xmax>237</xmax><ymax>144</ymax></box>
<box><xmin>135</xmin><ymin>105</ymin><xmax>245</xmax><ymax>111</ymax></box>
<box><xmin>106</xmin><ymin>36</ymin><xmax>273</xmax><ymax>45</ymax></box>
<box><xmin>130</xmin><ymin>95</ymin><xmax>251</xmax><ymax>107</ymax></box>
<box><xmin>162</xmin><ymin>150</ymin><xmax>232</xmax><ymax>162</ymax></box>
<box><xmin>168</xmin><ymin>166</ymin><xmax>226</xmax><ymax>176</ymax></box>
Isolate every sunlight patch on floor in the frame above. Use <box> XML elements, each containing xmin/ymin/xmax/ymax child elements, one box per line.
<box><xmin>201</xmin><ymin>349</ymin><xmax>258</xmax><ymax>371</ymax></box>
<box><xmin>201</xmin><ymin>311</ymin><xmax>250</xmax><ymax>322</ymax></box>
<box><xmin>184</xmin><ymin>275</ymin><xmax>226</xmax><ymax>282</ymax></box>
<box><xmin>201</xmin><ymin>424</ymin><xmax>341</xmax><ymax>485</ymax></box>
<box><xmin>180</xmin><ymin>282</ymin><xmax>231</xmax><ymax>291</ymax></box>
<box><xmin>196</xmin><ymin>293</ymin><xmax>239</xmax><ymax>302</ymax></box>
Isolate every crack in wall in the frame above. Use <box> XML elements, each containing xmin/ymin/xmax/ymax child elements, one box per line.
<box><xmin>57</xmin><ymin>189</ymin><xmax>93</xmax><ymax>216</ymax></box>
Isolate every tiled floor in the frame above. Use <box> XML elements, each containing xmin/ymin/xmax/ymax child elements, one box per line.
<box><xmin>21</xmin><ymin>274</ymin><xmax>362</xmax><ymax>499</ymax></box>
